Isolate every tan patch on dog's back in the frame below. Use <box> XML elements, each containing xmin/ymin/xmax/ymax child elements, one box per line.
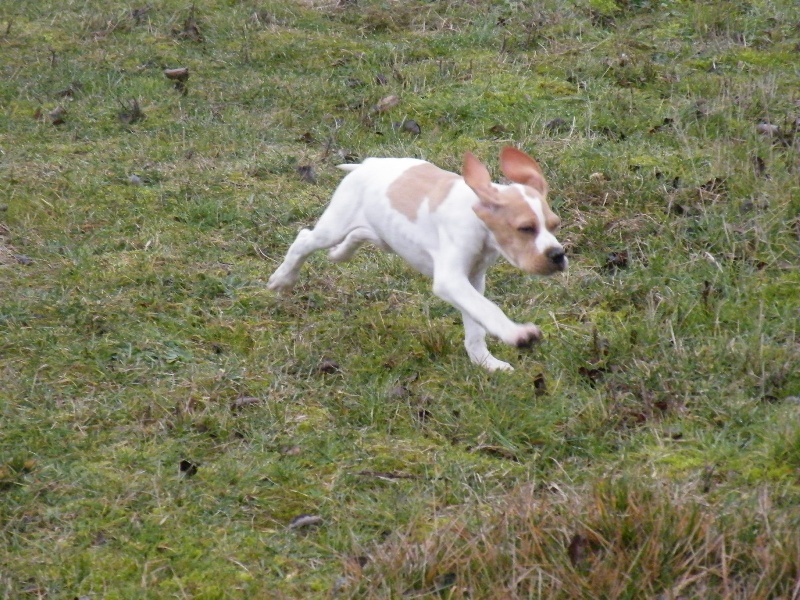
<box><xmin>387</xmin><ymin>163</ymin><xmax>459</xmax><ymax>221</ymax></box>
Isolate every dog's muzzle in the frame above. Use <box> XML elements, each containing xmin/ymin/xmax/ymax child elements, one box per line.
<box><xmin>546</xmin><ymin>247</ymin><xmax>567</xmax><ymax>271</ymax></box>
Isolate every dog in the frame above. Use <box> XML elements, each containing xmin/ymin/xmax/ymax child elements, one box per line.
<box><xmin>267</xmin><ymin>146</ymin><xmax>567</xmax><ymax>371</ymax></box>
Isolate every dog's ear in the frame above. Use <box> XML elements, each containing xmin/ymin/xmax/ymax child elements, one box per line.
<box><xmin>462</xmin><ymin>152</ymin><xmax>492</xmax><ymax>191</ymax></box>
<box><xmin>500</xmin><ymin>146</ymin><xmax>548</xmax><ymax>197</ymax></box>
<box><xmin>463</xmin><ymin>151</ymin><xmax>502</xmax><ymax>212</ymax></box>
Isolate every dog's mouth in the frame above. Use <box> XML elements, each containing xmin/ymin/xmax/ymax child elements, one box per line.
<box><xmin>541</xmin><ymin>247</ymin><xmax>568</xmax><ymax>275</ymax></box>
<box><xmin>510</xmin><ymin>255</ymin><xmax>569</xmax><ymax>276</ymax></box>
<box><xmin>544</xmin><ymin>257</ymin><xmax>568</xmax><ymax>275</ymax></box>
<box><xmin>547</xmin><ymin>249</ymin><xmax>567</xmax><ymax>272</ymax></box>
<box><xmin>496</xmin><ymin>242</ymin><xmax>568</xmax><ymax>275</ymax></box>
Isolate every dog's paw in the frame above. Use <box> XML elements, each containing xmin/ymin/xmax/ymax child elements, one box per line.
<box><xmin>513</xmin><ymin>324</ymin><xmax>542</xmax><ymax>349</ymax></box>
<box><xmin>481</xmin><ymin>356</ymin><xmax>514</xmax><ymax>372</ymax></box>
<box><xmin>266</xmin><ymin>272</ymin><xmax>296</xmax><ymax>292</ymax></box>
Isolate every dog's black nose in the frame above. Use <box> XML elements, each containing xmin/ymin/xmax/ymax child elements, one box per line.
<box><xmin>546</xmin><ymin>247</ymin><xmax>566</xmax><ymax>265</ymax></box>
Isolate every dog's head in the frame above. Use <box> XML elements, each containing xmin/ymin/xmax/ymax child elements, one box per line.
<box><xmin>463</xmin><ymin>147</ymin><xmax>567</xmax><ymax>276</ymax></box>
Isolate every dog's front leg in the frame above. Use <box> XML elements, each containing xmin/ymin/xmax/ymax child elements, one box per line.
<box><xmin>432</xmin><ymin>262</ymin><xmax>541</xmax><ymax>351</ymax></box>
<box><xmin>462</xmin><ymin>313</ymin><xmax>514</xmax><ymax>371</ymax></box>
<box><xmin>459</xmin><ymin>271</ymin><xmax>513</xmax><ymax>371</ymax></box>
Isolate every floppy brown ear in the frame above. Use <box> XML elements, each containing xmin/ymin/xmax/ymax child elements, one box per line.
<box><xmin>463</xmin><ymin>151</ymin><xmax>502</xmax><ymax>212</ymax></box>
<box><xmin>462</xmin><ymin>151</ymin><xmax>492</xmax><ymax>191</ymax></box>
<box><xmin>499</xmin><ymin>146</ymin><xmax>548</xmax><ymax>196</ymax></box>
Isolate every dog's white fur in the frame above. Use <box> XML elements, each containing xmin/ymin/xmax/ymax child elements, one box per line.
<box><xmin>268</xmin><ymin>147</ymin><xmax>566</xmax><ymax>371</ymax></box>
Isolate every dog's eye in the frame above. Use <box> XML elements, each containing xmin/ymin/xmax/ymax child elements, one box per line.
<box><xmin>517</xmin><ymin>225</ymin><xmax>537</xmax><ymax>235</ymax></box>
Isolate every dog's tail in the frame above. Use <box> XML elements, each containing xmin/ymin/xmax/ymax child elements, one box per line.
<box><xmin>336</xmin><ymin>163</ymin><xmax>361</xmax><ymax>172</ymax></box>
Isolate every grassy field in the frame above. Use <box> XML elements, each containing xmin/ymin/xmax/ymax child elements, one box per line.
<box><xmin>1</xmin><ymin>0</ymin><xmax>799</xmax><ymax>597</ymax></box>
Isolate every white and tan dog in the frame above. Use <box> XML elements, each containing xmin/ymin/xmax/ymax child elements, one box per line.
<box><xmin>268</xmin><ymin>147</ymin><xmax>566</xmax><ymax>371</ymax></box>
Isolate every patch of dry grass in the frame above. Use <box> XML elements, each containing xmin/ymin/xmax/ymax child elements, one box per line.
<box><xmin>349</xmin><ymin>480</ymin><xmax>800</xmax><ymax>599</ymax></box>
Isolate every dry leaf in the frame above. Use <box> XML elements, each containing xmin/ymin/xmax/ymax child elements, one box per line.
<box><xmin>280</xmin><ymin>445</ymin><xmax>302</xmax><ymax>456</ymax></box>
<box><xmin>545</xmin><ymin>117</ymin><xmax>568</xmax><ymax>133</ymax></box>
<box><xmin>400</xmin><ymin>119</ymin><xmax>421</xmax><ymax>135</ymax></box>
<box><xmin>604</xmin><ymin>250</ymin><xmax>629</xmax><ymax>271</ymax></box>
<box><xmin>231</xmin><ymin>396</ymin><xmax>260</xmax><ymax>411</ymax></box>
<box><xmin>532</xmin><ymin>373</ymin><xmax>547</xmax><ymax>396</ymax></box>
<box><xmin>756</xmin><ymin>122</ymin><xmax>780</xmax><ymax>137</ymax></box>
<box><xmin>296</xmin><ymin>165</ymin><xmax>317</xmax><ymax>184</ymax></box>
<box><xmin>48</xmin><ymin>106</ymin><xmax>66</xmax><ymax>125</ymax></box>
<box><xmin>289</xmin><ymin>514</ymin><xmax>323</xmax><ymax>529</ymax></box>
<box><xmin>376</xmin><ymin>95</ymin><xmax>400</xmax><ymax>112</ymax></box>
<box><xmin>164</xmin><ymin>67</ymin><xmax>190</xmax><ymax>81</ymax></box>
<box><xmin>317</xmin><ymin>359</ymin><xmax>340</xmax><ymax>374</ymax></box>
<box><xmin>567</xmin><ymin>533</ymin><xmax>588</xmax><ymax>566</ymax></box>
<box><xmin>118</xmin><ymin>98</ymin><xmax>144</xmax><ymax>124</ymax></box>
<box><xmin>179</xmin><ymin>459</ymin><xmax>198</xmax><ymax>477</ymax></box>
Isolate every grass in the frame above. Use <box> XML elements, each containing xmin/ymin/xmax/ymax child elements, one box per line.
<box><xmin>1</xmin><ymin>0</ymin><xmax>799</xmax><ymax>597</ymax></box>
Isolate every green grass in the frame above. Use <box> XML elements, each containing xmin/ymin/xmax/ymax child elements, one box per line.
<box><xmin>1</xmin><ymin>0</ymin><xmax>799</xmax><ymax>597</ymax></box>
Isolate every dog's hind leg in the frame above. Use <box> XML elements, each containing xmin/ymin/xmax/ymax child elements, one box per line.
<box><xmin>267</xmin><ymin>183</ymin><xmax>366</xmax><ymax>291</ymax></box>
<box><xmin>267</xmin><ymin>228</ymin><xmax>327</xmax><ymax>291</ymax></box>
<box><xmin>327</xmin><ymin>227</ymin><xmax>387</xmax><ymax>262</ymax></box>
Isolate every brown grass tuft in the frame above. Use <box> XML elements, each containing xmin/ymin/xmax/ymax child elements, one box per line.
<box><xmin>347</xmin><ymin>481</ymin><xmax>800</xmax><ymax>599</ymax></box>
